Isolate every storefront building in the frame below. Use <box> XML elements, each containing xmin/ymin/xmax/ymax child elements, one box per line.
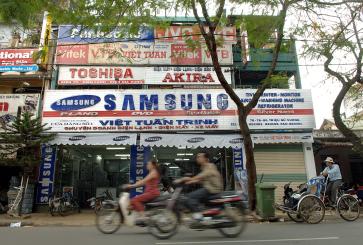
<box><xmin>36</xmin><ymin>21</ymin><xmax>316</xmax><ymax>206</ymax></box>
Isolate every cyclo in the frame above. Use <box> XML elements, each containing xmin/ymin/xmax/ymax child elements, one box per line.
<box><xmin>275</xmin><ymin>176</ymin><xmax>360</xmax><ymax>224</ymax></box>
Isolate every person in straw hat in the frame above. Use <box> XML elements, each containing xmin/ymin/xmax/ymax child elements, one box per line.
<box><xmin>321</xmin><ymin>157</ymin><xmax>343</xmax><ymax>205</ymax></box>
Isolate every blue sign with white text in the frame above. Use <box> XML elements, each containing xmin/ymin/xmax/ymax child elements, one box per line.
<box><xmin>57</xmin><ymin>25</ymin><xmax>154</xmax><ymax>44</ymax></box>
<box><xmin>129</xmin><ymin>145</ymin><xmax>151</xmax><ymax>198</ymax></box>
<box><xmin>0</xmin><ymin>65</ymin><xmax>38</xmax><ymax>72</ymax></box>
<box><xmin>36</xmin><ymin>145</ymin><xmax>57</xmax><ymax>204</ymax></box>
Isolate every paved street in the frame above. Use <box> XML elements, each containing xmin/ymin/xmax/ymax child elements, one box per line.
<box><xmin>1</xmin><ymin>219</ymin><xmax>362</xmax><ymax>245</ymax></box>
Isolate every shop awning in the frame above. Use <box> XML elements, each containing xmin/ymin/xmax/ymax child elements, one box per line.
<box><xmin>140</xmin><ymin>133</ymin><xmax>244</xmax><ymax>148</ymax></box>
<box><xmin>49</xmin><ymin>133</ymin><xmax>137</xmax><ymax>145</ymax></box>
<box><xmin>251</xmin><ymin>133</ymin><xmax>314</xmax><ymax>144</ymax></box>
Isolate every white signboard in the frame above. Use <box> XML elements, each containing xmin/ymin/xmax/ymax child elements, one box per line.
<box><xmin>42</xmin><ymin>89</ymin><xmax>315</xmax><ymax>132</ymax></box>
<box><xmin>0</xmin><ymin>94</ymin><xmax>40</xmax><ymax>132</ymax></box>
<box><xmin>57</xmin><ymin>66</ymin><xmax>232</xmax><ymax>85</ymax></box>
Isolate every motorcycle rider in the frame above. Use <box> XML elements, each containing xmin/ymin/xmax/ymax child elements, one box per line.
<box><xmin>178</xmin><ymin>152</ymin><xmax>223</xmax><ymax>223</ymax></box>
<box><xmin>321</xmin><ymin>157</ymin><xmax>343</xmax><ymax>205</ymax></box>
<box><xmin>126</xmin><ymin>159</ymin><xmax>161</xmax><ymax>222</ymax></box>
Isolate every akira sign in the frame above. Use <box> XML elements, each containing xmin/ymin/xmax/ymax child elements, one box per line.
<box><xmin>42</xmin><ymin>89</ymin><xmax>315</xmax><ymax>132</ymax></box>
<box><xmin>57</xmin><ymin>66</ymin><xmax>232</xmax><ymax>85</ymax></box>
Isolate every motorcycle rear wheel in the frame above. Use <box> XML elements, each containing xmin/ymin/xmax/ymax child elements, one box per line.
<box><xmin>218</xmin><ymin>207</ymin><xmax>246</xmax><ymax>238</ymax></box>
<box><xmin>96</xmin><ymin>209</ymin><xmax>122</xmax><ymax>234</ymax></box>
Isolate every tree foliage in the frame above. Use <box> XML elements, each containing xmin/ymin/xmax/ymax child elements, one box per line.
<box><xmin>0</xmin><ymin>112</ymin><xmax>56</xmax><ymax>167</ymax></box>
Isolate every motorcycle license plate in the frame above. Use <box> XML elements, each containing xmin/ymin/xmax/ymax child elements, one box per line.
<box><xmin>91</xmin><ymin>201</ymin><xmax>95</xmax><ymax>206</ymax></box>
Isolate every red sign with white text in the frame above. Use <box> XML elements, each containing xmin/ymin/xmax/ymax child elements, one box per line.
<box><xmin>55</xmin><ymin>45</ymin><xmax>88</xmax><ymax>64</ymax></box>
<box><xmin>155</xmin><ymin>26</ymin><xmax>237</xmax><ymax>43</ymax></box>
<box><xmin>0</xmin><ymin>49</ymin><xmax>35</xmax><ymax>66</ymax></box>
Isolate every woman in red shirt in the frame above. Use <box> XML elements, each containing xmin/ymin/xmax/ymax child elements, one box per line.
<box><xmin>127</xmin><ymin>160</ymin><xmax>161</xmax><ymax>220</ymax></box>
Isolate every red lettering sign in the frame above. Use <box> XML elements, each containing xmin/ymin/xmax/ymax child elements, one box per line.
<box><xmin>0</xmin><ymin>102</ymin><xmax>9</xmax><ymax>112</ymax></box>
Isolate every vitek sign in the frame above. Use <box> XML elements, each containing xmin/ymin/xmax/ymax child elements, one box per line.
<box><xmin>57</xmin><ymin>66</ymin><xmax>232</xmax><ymax>85</ymax></box>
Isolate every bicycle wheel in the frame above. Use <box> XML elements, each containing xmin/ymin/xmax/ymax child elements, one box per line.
<box><xmin>337</xmin><ymin>194</ymin><xmax>360</xmax><ymax>221</ymax></box>
<box><xmin>298</xmin><ymin>195</ymin><xmax>325</xmax><ymax>224</ymax></box>
<box><xmin>287</xmin><ymin>212</ymin><xmax>304</xmax><ymax>223</ymax></box>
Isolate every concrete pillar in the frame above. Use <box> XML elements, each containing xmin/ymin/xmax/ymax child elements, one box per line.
<box><xmin>303</xmin><ymin>142</ymin><xmax>317</xmax><ymax>179</ymax></box>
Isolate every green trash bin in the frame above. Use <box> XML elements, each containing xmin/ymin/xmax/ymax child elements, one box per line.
<box><xmin>255</xmin><ymin>183</ymin><xmax>276</xmax><ymax>219</ymax></box>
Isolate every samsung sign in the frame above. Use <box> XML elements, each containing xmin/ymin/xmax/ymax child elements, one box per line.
<box><xmin>36</xmin><ymin>145</ymin><xmax>57</xmax><ymax>204</ymax></box>
<box><xmin>51</xmin><ymin>95</ymin><xmax>101</xmax><ymax>111</ymax></box>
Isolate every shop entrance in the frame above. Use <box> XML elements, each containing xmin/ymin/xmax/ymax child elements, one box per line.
<box><xmin>0</xmin><ymin>166</ymin><xmax>22</xmax><ymax>206</ymax></box>
<box><xmin>55</xmin><ymin>145</ymin><xmax>235</xmax><ymax>207</ymax></box>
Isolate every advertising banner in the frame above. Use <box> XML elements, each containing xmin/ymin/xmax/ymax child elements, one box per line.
<box><xmin>233</xmin><ymin>147</ymin><xmax>248</xmax><ymax>201</ymax></box>
<box><xmin>0</xmin><ymin>49</ymin><xmax>38</xmax><ymax>72</ymax></box>
<box><xmin>55</xmin><ymin>42</ymin><xmax>233</xmax><ymax>65</ymax></box>
<box><xmin>57</xmin><ymin>66</ymin><xmax>232</xmax><ymax>85</ymax></box>
<box><xmin>57</xmin><ymin>25</ymin><xmax>154</xmax><ymax>44</ymax></box>
<box><xmin>129</xmin><ymin>145</ymin><xmax>151</xmax><ymax>198</ymax></box>
<box><xmin>0</xmin><ymin>94</ymin><xmax>40</xmax><ymax>132</ymax></box>
<box><xmin>42</xmin><ymin>89</ymin><xmax>315</xmax><ymax>132</ymax></box>
<box><xmin>155</xmin><ymin>26</ymin><xmax>237</xmax><ymax>44</ymax></box>
<box><xmin>36</xmin><ymin>145</ymin><xmax>57</xmax><ymax>204</ymax></box>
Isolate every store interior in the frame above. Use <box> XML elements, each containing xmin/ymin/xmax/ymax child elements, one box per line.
<box><xmin>55</xmin><ymin>145</ymin><xmax>233</xmax><ymax>207</ymax></box>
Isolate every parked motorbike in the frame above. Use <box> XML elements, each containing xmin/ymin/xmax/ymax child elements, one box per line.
<box><xmin>87</xmin><ymin>190</ymin><xmax>114</xmax><ymax>214</ymax></box>
<box><xmin>96</xmin><ymin>185</ymin><xmax>170</xmax><ymax>234</ymax></box>
<box><xmin>49</xmin><ymin>190</ymin><xmax>80</xmax><ymax>216</ymax></box>
<box><xmin>148</xmin><ymin>182</ymin><xmax>247</xmax><ymax>240</ymax></box>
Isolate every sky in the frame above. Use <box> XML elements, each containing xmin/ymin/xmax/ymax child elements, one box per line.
<box><xmin>297</xmin><ymin>46</ymin><xmax>341</xmax><ymax>128</ymax></box>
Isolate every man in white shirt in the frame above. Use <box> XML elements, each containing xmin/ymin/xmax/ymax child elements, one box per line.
<box><xmin>322</xmin><ymin>157</ymin><xmax>343</xmax><ymax>204</ymax></box>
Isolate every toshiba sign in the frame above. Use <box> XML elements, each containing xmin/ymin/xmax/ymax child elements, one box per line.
<box><xmin>57</xmin><ymin>66</ymin><xmax>232</xmax><ymax>85</ymax></box>
<box><xmin>0</xmin><ymin>49</ymin><xmax>38</xmax><ymax>72</ymax></box>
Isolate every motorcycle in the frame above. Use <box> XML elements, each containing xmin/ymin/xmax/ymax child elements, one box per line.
<box><xmin>49</xmin><ymin>190</ymin><xmax>80</xmax><ymax>216</ymax></box>
<box><xmin>96</xmin><ymin>185</ymin><xmax>170</xmax><ymax>234</ymax></box>
<box><xmin>87</xmin><ymin>189</ymin><xmax>114</xmax><ymax>214</ymax></box>
<box><xmin>148</xmin><ymin>182</ymin><xmax>247</xmax><ymax>240</ymax></box>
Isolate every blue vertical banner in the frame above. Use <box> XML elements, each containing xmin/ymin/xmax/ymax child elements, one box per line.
<box><xmin>36</xmin><ymin>145</ymin><xmax>57</xmax><ymax>204</ymax></box>
<box><xmin>129</xmin><ymin>145</ymin><xmax>151</xmax><ymax>198</ymax></box>
<box><xmin>233</xmin><ymin>147</ymin><xmax>248</xmax><ymax>201</ymax></box>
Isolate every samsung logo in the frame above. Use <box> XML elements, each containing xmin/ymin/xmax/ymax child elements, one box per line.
<box><xmin>68</xmin><ymin>135</ymin><xmax>87</xmax><ymax>141</ymax></box>
<box><xmin>113</xmin><ymin>136</ymin><xmax>130</xmax><ymax>141</ymax></box>
<box><xmin>187</xmin><ymin>137</ymin><xmax>205</xmax><ymax>143</ymax></box>
<box><xmin>145</xmin><ymin>136</ymin><xmax>162</xmax><ymax>142</ymax></box>
<box><xmin>51</xmin><ymin>95</ymin><xmax>101</xmax><ymax>111</ymax></box>
<box><xmin>229</xmin><ymin>138</ymin><xmax>243</xmax><ymax>144</ymax></box>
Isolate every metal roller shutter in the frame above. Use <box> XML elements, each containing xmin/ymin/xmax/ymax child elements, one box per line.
<box><xmin>254</xmin><ymin>144</ymin><xmax>307</xmax><ymax>202</ymax></box>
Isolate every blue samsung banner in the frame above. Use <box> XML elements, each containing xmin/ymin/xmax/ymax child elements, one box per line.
<box><xmin>57</xmin><ymin>25</ymin><xmax>154</xmax><ymax>44</ymax></box>
<box><xmin>233</xmin><ymin>147</ymin><xmax>248</xmax><ymax>201</ymax></box>
<box><xmin>36</xmin><ymin>145</ymin><xmax>57</xmax><ymax>204</ymax></box>
<box><xmin>0</xmin><ymin>65</ymin><xmax>38</xmax><ymax>72</ymax></box>
<box><xmin>129</xmin><ymin>145</ymin><xmax>151</xmax><ymax>198</ymax></box>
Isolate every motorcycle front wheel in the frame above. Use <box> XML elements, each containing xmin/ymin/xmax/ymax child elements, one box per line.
<box><xmin>96</xmin><ymin>209</ymin><xmax>122</xmax><ymax>234</ymax></box>
<box><xmin>148</xmin><ymin>209</ymin><xmax>178</xmax><ymax>240</ymax></box>
<box><xmin>218</xmin><ymin>206</ymin><xmax>246</xmax><ymax>238</ymax></box>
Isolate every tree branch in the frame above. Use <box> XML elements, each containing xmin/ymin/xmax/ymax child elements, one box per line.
<box><xmin>245</xmin><ymin>0</ymin><xmax>289</xmax><ymax>113</ymax></box>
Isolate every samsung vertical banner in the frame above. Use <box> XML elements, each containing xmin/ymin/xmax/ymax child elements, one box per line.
<box><xmin>36</xmin><ymin>145</ymin><xmax>57</xmax><ymax>204</ymax></box>
<box><xmin>42</xmin><ymin>89</ymin><xmax>315</xmax><ymax>132</ymax></box>
<box><xmin>233</xmin><ymin>147</ymin><xmax>248</xmax><ymax>201</ymax></box>
<box><xmin>129</xmin><ymin>145</ymin><xmax>151</xmax><ymax>198</ymax></box>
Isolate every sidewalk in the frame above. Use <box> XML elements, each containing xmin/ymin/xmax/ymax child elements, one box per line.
<box><xmin>0</xmin><ymin>210</ymin><xmax>96</xmax><ymax>227</ymax></box>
